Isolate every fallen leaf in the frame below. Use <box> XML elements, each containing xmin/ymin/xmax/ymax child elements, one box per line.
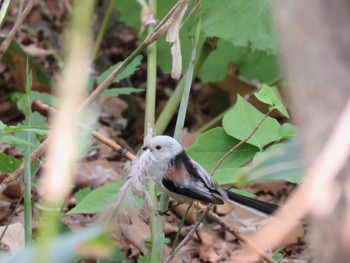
<box><xmin>0</xmin><ymin>223</ymin><xmax>24</xmax><ymax>255</ymax></box>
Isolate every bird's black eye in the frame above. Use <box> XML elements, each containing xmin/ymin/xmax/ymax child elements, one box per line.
<box><xmin>156</xmin><ymin>145</ymin><xmax>162</xmax><ymax>150</ymax></box>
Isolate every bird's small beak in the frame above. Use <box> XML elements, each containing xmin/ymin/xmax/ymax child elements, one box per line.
<box><xmin>142</xmin><ymin>145</ymin><xmax>151</xmax><ymax>151</ymax></box>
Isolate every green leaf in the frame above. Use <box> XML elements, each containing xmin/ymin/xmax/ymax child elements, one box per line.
<box><xmin>199</xmin><ymin>0</ymin><xmax>277</xmax><ymax>54</ymax></box>
<box><xmin>186</xmin><ymin>127</ymin><xmax>258</xmax><ymax>185</ymax></box>
<box><xmin>0</xmin><ymin>135</ymin><xmax>37</xmax><ymax>148</ymax></box>
<box><xmin>67</xmin><ymin>182</ymin><xmax>124</xmax><ymax>214</ymax></box>
<box><xmin>223</xmin><ymin>95</ymin><xmax>282</xmax><ymax>150</ymax></box>
<box><xmin>280</xmin><ymin>123</ymin><xmax>297</xmax><ymax>140</ymax></box>
<box><xmin>101</xmin><ymin>87</ymin><xmax>144</xmax><ymax>97</ymax></box>
<box><xmin>255</xmin><ymin>84</ymin><xmax>289</xmax><ymax>117</ymax></box>
<box><xmin>199</xmin><ymin>40</ymin><xmax>279</xmax><ymax>83</ymax></box>
<box><xmin>11</xmin><ymin>92</ymin><xmax>27</xmax><ymax>114</ymax></box>
<box><xmin>74</xmin><ymin>187</ymin><xmax>92</xmax><ymax>204</ymax></box>
<box><xmin>1</xmin><ymin>112</ymin><xmax>47</xmax><ymax>154</ymax></box>
<box><xmin>248</xmin><ymin>142</ymin><xmax>304</xmax><ymax>183</ymax></box>
<box><xmin>4</xmin><ymin>126</ymin><xmax>48</xmax><ymax>135</ymax></box>
<box><xmin>98</xmin><ymin>55</ymin><xmax>143</xmax><ymax>85</ymax></box>
<box><xmin>31</xmin><ymin>91</ymin><xmax>55</xmax><ymax>106</ymax></box>
<box><xmin>0</xmin><ymin>153</ymin><xmax>21</xmax><ymax>173</ymax></box>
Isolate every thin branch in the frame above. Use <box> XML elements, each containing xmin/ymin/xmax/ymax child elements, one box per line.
<box><xmin>171</xmin><ymin>202</ymin><xmax>193</xmax><ymax>252</ymax></box>
<box><xmin>32</xmin><ymin>99</ymin><xmax>137</xmax><ymax>161</ymax></box>
<box><xmin>211</xmin><ymin>108</ymin><xmax>273</xmax><ymax>175</ymax></box>
<box><xmin>0</xmin><ymin>0</ymin><xmax>37</xmax><ymax>56</ymax></box>
<box><xmin>165</xmin><ymin>204</ymin><xmax>211</xmax><ymax>263</ymax></box>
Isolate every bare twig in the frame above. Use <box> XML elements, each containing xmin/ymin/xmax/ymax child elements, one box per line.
<box><xmin>32</xmin><ymin>99</ymin><xmax>137</xmax><ymax>161</ymax></box>
<box><xmin>211</xmin><ymin>108</ymin><xmax>273</xmax><ymax>175</ymax></box>
<box><xmin>0</xmin><ymin>0</ymin><xmax>37</xmax><ymax>56</ymax></box>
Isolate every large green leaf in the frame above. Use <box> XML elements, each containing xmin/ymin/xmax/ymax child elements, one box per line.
<box><xmin>0</xmin><ymin>153</ymin><xmax>21</xmax><ymax>173</ymax></box>
<box><xmin>223</xmin><ymin>95</ymin><xmax>282</xmax><ymax>150</ymax></box>
<box><xmin>199</xmin><ymin>0</ymin><xmax>277</xmax><ymax>54</ymax></box>
<box><xmin>247</xmin><ymin>142</ymin><xmax>304</xmax><ymax>183</ymax></box>
<box><xmin>199</xmin><ymin>40</ymin><xmax>279</xmax><ymax>83</ymax></box>
<box><xmin>186</xmin><ymin>127</ymin><xmax>258</xmax><ymax>184</ymax></box>
<box><xmin>67</xmin><ymin>182</ymin><xmax>123</xmax><ymax>214</ymax></box>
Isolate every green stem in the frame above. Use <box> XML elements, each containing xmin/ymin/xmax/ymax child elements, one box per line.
<box><xmin>171</xmin><ymin>203</ymin><xmax>192</xmax><ymax>251</ymax></box>
<box><xmin>24</xmin><ymin>61</ymin><xmax>32</xmax><ymax>246</ymax></box>
<box><xmin>155</xmin><ymin>39</ymin><xmax>216</xmax><ymax>135</ymax></box>
<box><xmin>173</xmin><ymin>29</ymin><xmax>199</xmax><ymax>141</ymax></box>
<box><xmin>144</xmin><ymin>2</ymin><xmax>157</xmax><ymax>129</ymax></box>
<box><xmin>143</xmin><ymin>0</ymin><xmax>164</xmax><ymax>262</ymax></box>
<box><xmin>92</xmin><ymin>0</ymin><xmax>114</xmax><ymax>61</ymax></box>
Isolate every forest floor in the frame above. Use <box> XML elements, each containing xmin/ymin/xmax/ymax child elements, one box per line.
<box><xmin>0</xmin><ymin>1</ymin><xmax>308</xmax><ymax>262</ymax></box>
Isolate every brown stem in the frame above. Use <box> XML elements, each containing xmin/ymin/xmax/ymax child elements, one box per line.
<box><xmin>33</xmin><ymin>99</ymin><xmax>137</xmax><ymax>161</ymax></box>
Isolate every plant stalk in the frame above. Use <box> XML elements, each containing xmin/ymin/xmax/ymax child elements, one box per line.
<box><xmin>92</xmin><ymin>0</ymin><xmax>114</xmax><ymax>61</ymax></box>
<box><xmin>24</xmin><ymin>62</ymin><xmax>32</xmax><ymax>246</ymax></box>
<box><xmin>155</xmin><ymin>39</ymin><xmax>216</xmax><ymax>135</ymax></box>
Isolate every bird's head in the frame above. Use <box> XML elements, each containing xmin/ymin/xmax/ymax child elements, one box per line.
<box><xmin>142</xmin><ymin>135</ymin><xmax>183</xmax><ymax>161</ymax></box>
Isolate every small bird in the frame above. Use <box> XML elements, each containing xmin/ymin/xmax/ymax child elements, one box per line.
<box><xmin>142</xmin><ymin>135</ymin><xmax>279</xmax><ymax>216</ymax></box>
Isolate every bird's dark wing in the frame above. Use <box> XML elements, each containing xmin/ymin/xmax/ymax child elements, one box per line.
<box><xmin>162</xmin><ymin>177</ymin><xmax>224</xmax><ymax>204</ymax></box>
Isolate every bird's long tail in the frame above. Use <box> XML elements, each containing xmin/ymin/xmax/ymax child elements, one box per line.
<box><xmin>227</xmin><ymin>191</ymin><xmax>279</xmax><ymax>215</ymax></box>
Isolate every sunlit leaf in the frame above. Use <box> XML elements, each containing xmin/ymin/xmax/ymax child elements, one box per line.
<box><xmin>67</xmin><ymin>182</ymin><xmax>123</xmax><ymax>214</ymax></box>
<box><xmin>223</xmin><ymin>95</ymin><xmax>281</xmax><ymax>149</ymax></box>
<box><xmin>255</xmin><ymin>84</ymin><xmax>289</xmax><ymax>117</ymax></box>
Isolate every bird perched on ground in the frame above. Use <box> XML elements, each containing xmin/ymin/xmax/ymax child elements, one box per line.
<box><xmin>142</xmin><ymin>135</ymin><xmax>279</xmax><ymax>216</ymax></box>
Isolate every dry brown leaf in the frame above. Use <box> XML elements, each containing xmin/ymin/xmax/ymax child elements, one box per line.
<box><xmin>197</xmin><ymin>226</ymin><xmax>235</xmax><ymax>262</ymax></box>
<box><xmin>75</xmin><ymin>159</ymin><xmax>122</xmax><ymax>189</ymax></box>
<box><xmin>3</xmin><ymin>179</ymin><xmax>24</xmax><ymax>199</ymax></box>
<box><xmin>0</xmin><ymin>223</ymin><xmax>24</xmax><ymax>255</ymax></box>
<box><xmin>173</xmin><ymin>203</ymin><xmax>197</xmax><ymax>225</ymax></box>
<box><xmin>98</xmin><ymin>97</ymin><xmax>128</xmax><ymax>130</ymax></box>
<box><xmin>119</xmin><ymin>212</ymin><xmax>150</xmax><ymax>255</ymax></box>
<box><xmin>165</xmin><ymin>2</ymin><xmax>188</xmax><ymax>79</ymax></box>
